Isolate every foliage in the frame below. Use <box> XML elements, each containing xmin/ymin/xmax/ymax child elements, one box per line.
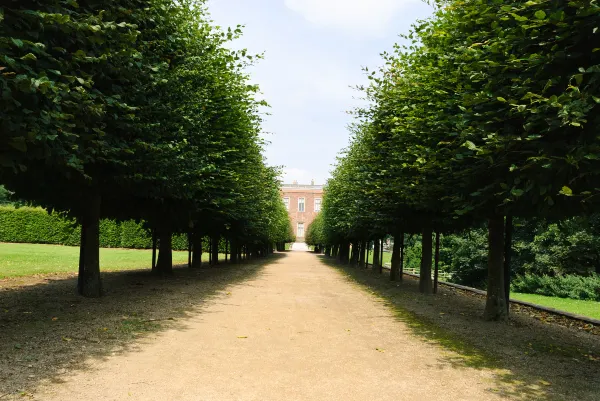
<box><xmin>0</xmin><ymin>205</ymin><xmax>183</xmax><ymax>249</ymax></box>
<box><xmin>305</xmin><ymin>214</ymin><xmax>325</xmax><ymax>247</ymax></box>
<box><xmin>0</xmin><ymin>0</ymin><xmax>292</xmax><ymax>294</ymax></box>
<box><xmin>512</xmin><ymin>274</ymin><xmax>600</xmax><ymax>302</ymax></box>
<box><xmin>320</xmin><ymin>0</ymin><xmax>600</xmax><ymax>319</ymax></box>
<box><xmin>0</xmin><ymin>186</ymin><xmax>12</xmax><ymax>205</ymax></box>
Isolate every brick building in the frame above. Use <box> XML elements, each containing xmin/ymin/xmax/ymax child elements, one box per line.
<box><xmin>281</xmin><ymin>181</ymin><xmax>324</xmax><ymax>242</ymax></box>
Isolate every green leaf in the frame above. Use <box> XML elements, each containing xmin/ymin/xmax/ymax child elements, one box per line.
<box><xmin>463</xmin><ymin>141</ymin><xmax>478</xmax><ymax>151</ymax></box>
<box><xmin>497</xmin><ymin>97</ymin><xmax>507</xmax><ymax>102</ymax></box>
<box><xmin>534</xmin><ymin>10</ymin><xmax>546</xmax><ymax>20</ymax></box>
<box><xmin>560</xmin><ymin>186</ymin><xmax>573</xmax><ymax>196</ymax></box>
<box><xmin>511</xmin><ymin>188</ymin><xmax>524</xmax><ymax>197</ymax></box>
<box><xmin>11</xmin><ymin>38</ymin><xmax>23</xmax><ymax>48</ymax></box>
<box><xmin>9</xmin><ymin>137</ymin><xmax>27</xmax><ymax>152</ymax></box>
<box><xmin>20</xmin><ymin>53</ymin><xmax>37</xmax><ymax>61</ymax></box>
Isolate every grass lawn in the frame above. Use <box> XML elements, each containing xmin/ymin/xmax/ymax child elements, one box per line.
<box><xmin>0</xmin><ymin>242</ymin><xmax>223</xmax><ymax>279</ymax></box>
<box><xmin>366</xmin><ymin>250</ymin><xmax>392</xmax><ymax>266</ymax></box>
<box><xmin>511</xmin><ymin>292</ymin><xmax>600</xmax><ymax>320</ymax></box>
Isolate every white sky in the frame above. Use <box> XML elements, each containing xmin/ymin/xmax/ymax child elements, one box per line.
<box><xmin>207</xmin><ymin>0</ymin><xmax>434</xmax><ymax>185</ymax></box>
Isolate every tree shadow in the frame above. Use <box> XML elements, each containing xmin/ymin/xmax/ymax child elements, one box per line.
<box><xmin>0</xmin><ymin>254</ymin><xmax>283</xmax><ymax>398</ymax></box>
<box><xmin>318</xmin><ymin>255</ymin><xmax>600</xmax><ymax>401</ymax></box>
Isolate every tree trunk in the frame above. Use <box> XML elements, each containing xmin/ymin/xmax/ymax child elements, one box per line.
<box><xmin>433</xmin><ymin>231</ymin><xmax>440</xmax><ymax>294</ymax></box>
<box><xmin>151</xmin><ymin>228</ymin><xmax>157</xmax><ymax>271</ymax></box>
<box><xmin>504</xmin><ymin>215</ymin><xmax>513</xmax><ymax>314</ymax></box>
<box><xmin>187</xmin><ymin>232</ymin><xmax>192</xmax><ymax>268</ymax></box>
<box><xmin>399</xmin><ymin>233</ymin><xmax>405</xmax><ymax>282</ymax></box>
<box><xmin>380</xmin><ymin>239</ymin><xmax>384</xmax><ymax>273</ymax></box>
<box><xmin>78</xmin><ymin>193</ymin><xmax>102</xmax><ymax>297</ymax></box>
<box><xmin>350</xmin><ymin>242</ymin><xmax>358</xmax><ymax>266</ymax></box>
<box><xmin>366</xmin><ymin>242</ymin><xmax>370</xmax><ymax>268</ymax></box>
<box><xmin>78</xmin><ymin>219</ymin><xmax>86</xmax><ymax>292</ymax></box>
<box><xmin>359</xmin><ymin>240</ymin><xmax>366</xmax><ymax>268</ymax></box>
<box><xmin>211</xmin><ymin>234</ymin><xmax>219</xmax><ymax>265</ymax></box>
<box><xmin>484</xmin><ymin>216</ymin><xmax>508</xmax><ymax>321</ymax></box>
<box><xmin>390</xmin><ymin>232</ymin><xmax>401</xmax><ymax>281</ymax></box>
<box><xmin>156</xmin><ymin>226</ymin><xmax>173</xmax><ymax>276</ymax></box>
<box><xmin>230</xmin><ymin>240</ymin><xmax>238</xmax><ymax>263</ymax></box>
<box><xmin>225</xmin><ymin>239</ymin><xmax>229</xmax><ymax>263</ymax></box>
<box><xmin>373</xmin><ymin>239</ymin><xmax>380</xmax><ymax>272</ymax></box>
<box><xmin>192</xmin><ymin>232</ymin><xmax>202</xmax><ymax>268</ymax></box>
<box><xmin>419</xmin><ymin>225</ymin><xmax>433</xmax><ymax>294</ymax></box>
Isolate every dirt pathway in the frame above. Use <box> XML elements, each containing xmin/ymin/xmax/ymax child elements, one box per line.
<box><xmin>34</xmin><ymin>251</ymin><xmax>507</xmax><ymax>401</ymax></box>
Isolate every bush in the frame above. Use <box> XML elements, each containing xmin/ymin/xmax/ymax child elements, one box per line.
<box><xmin>0</xmin><ymin>206</ymin><xmax>193</xmax><ymax>250</ymax></box>
<box><xmin>0</xmin><ymin>206</ymin><xmax>79</xmax><ymax>245</ymax></box>
<box><xmin>512</xmin><ymin>273</ymin><xmax>600</xmax><ymax>302</ymax></box>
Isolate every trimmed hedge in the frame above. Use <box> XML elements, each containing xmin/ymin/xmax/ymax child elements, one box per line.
<box><xmin>0</xmin><ymin>206</ymin><xmax>194</xmax><ymax>251</ymax></box>
<box><xmin>512</xmin><ymin>273</ymin><xmax>600</xmax><ymax>302</ymax></box>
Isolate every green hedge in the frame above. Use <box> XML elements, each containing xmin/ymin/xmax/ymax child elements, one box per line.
<box><xmin>0</xmin><ymin>206</ymin><xmax>197</xmax><ymax>251</ymax></box>
<box><xmin>512</xmin><ymin>274</ymin><xmax>600</xmax><ymax>302</ymax></box>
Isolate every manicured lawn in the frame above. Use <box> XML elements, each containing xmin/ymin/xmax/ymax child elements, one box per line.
<box><xmin>366</xmin><ymin>251</ymin><xmax>392</xmax><ymax>266</ymax></box>
<box><xmin>511</xmin><ymin>292</ymin><xmax>600</xmax><ymax>320</ymax></box>
<box><xmin>0</xmin><ymin>243</ymin><xmax>222</xmax><ymax>278</ymax></box>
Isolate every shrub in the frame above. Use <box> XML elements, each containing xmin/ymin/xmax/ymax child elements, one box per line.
<box><xmin>0</xmin><ymin>206</ymin><xmax>191</xmax><ymax>250</ymax></box>
<box><xmin>512</xmin><ymin>273</ymin><xmax>600</xmax><ymax>302</ymax></box>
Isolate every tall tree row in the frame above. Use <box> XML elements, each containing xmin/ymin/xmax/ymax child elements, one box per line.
<box><xmin>0</xmin><ymin>0</ymin><xmax>292</xmax><ymax>296</ymax></box>
<box><xmin>320</xmin><ymin>0</ymin><xmax>600</xmax><ymax>320</ymax></box>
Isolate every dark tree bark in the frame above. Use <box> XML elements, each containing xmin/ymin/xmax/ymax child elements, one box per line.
<box><xmin>211</xmin><ymin>234</ymin><xmax>219</xmax><ymax>265</ymax></box>
<box><xmin>78</xmin><ymin>193</ymin><xmax>102</xmax><ymax>297</ymax></box>
<box><xmin>504</xmin><ymin>215</ymin><xmax>513</xmax><ymax>314</ymax></box>
<box><xmin>192</xmin><ymin>232</ymin><xmax>202</xmax><ymax>268</ymax></box>
<box><xmin>156</xmin><ymin>226</ymin><xmax>173</xmax><ymax>276</ymax></box>
<box><xmin>359</xmin><ymin>240</ymin><xmax>366</xmax><ymax>268</ymax></box>
<box><xmin>187</xmin><ymin>232</ymin><xmax>192</xmax><ymax>268</ymax></box>
<box><xmin>366</xmin><ymin>242</ymin><xmax>370</xmax><ymax>268</ymax></box>
<box><xmin>151</xmin><ymin>228</ymin><xmax>157</xmax><ymax>271</ymax></box>
<box><xmin>419</xmin><ymin>225</ymin><xmax>433</xmax><ymax>294</ymax></box>
<box><xmin>225</xmin><ymin>239</ymin><xmax>229</xmax><ymax>263</ymax></box>
<box><xmin>78</xmin><ymin>219</ymin><xmax>86</xmax><ymax>292</ymax></box>
<box><xmin>390</xmin><ymin>232</ymin><xmax>402</xmax><ymax>281</ymax></box>
<box><xmin>373</xmin><ymin>239</ymin><xmax>381</xmax><ymax>273</ymax></box>
<box><xmin>380</xmin><ymin>239</ymin><xmax>384</xmax><ymax>273</ymax></box>
<box><xmin>230</xmin><ymin>239</ymin><xmax>238</xmax><ymax>263</ymax></box>
<box><xmin>484</xmin><ymin>216</ymin><xmax>508</xmax><ymax>321</ymax></box>
<box><xmin>399</xmin><ymin>233</ymin><xmax>405</xmax><ymax>282</ymax></box>
<box><xmin>350</xmin><ymin>242</ymin><xmax>359</xmax><ymax>266</ymax></box>
<box><xmin>433</xmin><ymin>231</ymin><xmax>440</xmax><ymax>294</ymax></box>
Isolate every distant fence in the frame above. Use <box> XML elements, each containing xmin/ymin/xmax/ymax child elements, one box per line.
<box><xmin>382</xmin><ymin>263</ymin><xmax>453</xmax><ymax>281</ymax></box>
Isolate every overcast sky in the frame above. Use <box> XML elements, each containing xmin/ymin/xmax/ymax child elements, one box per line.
<box><xmin>207</xmin><ymin>0</ymin><xmax>434</xmax><ymax>185</ymax></box>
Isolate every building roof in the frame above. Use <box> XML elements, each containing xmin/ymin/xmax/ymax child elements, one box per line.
<box><xmin>281</xmin><ymin>183</ymin><xmax>324</xmax><ymax>190</ymax></box>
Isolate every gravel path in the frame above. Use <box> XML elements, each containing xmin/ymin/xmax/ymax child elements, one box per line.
<box><xmin>33</xmin><ymin>251</ymin><xmax>506</xmax><ymax>401</ymax></box>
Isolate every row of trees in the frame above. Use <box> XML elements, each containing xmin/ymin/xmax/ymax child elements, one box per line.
<box><xmin>316</xmin><ymin>0</ymin><xmax>600</xmax><ymax>320</ymax></box>
<box><xmin>0</xmin><ymin>0</ymin><xmax>294</xmax><ymax>297</ymax></box>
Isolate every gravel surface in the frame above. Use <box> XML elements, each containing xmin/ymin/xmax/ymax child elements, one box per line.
<box><xmin>330</xmin><ymin>257</ymin><xmax>600</xmax><ymax>401</ymax></box>
<box><xmin>0</xmin><ymin>251</ymin><xmax>597</xmax><ymax>400</ymax></box>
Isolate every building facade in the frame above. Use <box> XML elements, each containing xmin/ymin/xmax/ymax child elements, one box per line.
<box><xmin>281</xmin><ymin>181</ymin><xmax>324</xmax><ymax>242</ymax></box>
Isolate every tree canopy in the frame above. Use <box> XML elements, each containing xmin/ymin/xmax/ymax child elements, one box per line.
<box><xmin>321</xmin><ymin>0</ymin><xmax>600</xmax><ymax>320</ymax></box>
<box><xmin>0</xmin><ymin>0</ymin><xmax>292</xmax><ymax>296</ymax></box>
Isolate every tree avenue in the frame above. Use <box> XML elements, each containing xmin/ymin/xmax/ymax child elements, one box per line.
<box><xmin>315</xmin><ymin>0</ymin><xmax>600</xmax><ymax>320</ymax></box>
<box><xmin>0</xmin><ymin>0</ymin><xmax>294</xmax><ymax>297</ymax></box>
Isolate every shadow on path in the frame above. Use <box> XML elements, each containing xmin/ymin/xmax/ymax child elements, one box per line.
<box><xmin>318</xmin><ymin>255</ymin><xmax>600</xmax><ymax>401</ymax></box>
<box><xmin>0</xmin><ymin>254</ymin><xmax>283</xmax><ymax>398</ymax></box>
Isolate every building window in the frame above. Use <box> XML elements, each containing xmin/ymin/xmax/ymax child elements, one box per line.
<box><xmin>283</xmin><ymin>197</ymin><xmax>290</xmax><ymax>210</ymax></box>
<box><xmin>298</xmin><ymin>197</ymin><xmax>305</xmax><ymax>212</ymax></box>
<box><xmin>314</xmin><ymin>198</ymin><xmax>322</xmax><ymax>212</ymax></box>
<box><xmin>297</xmin><ymin>222</ymin><xmax>304</xmax><ymax>237</ymax></box>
